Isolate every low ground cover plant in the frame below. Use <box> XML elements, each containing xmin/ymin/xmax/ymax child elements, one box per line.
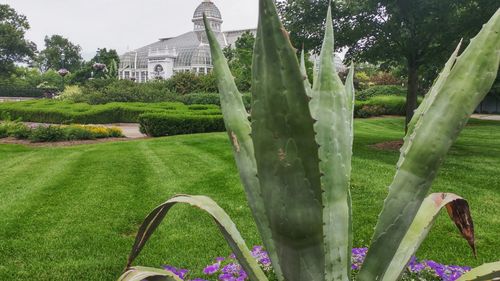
<box><xmin>155</xmin><ymin>246</ymin><xmax>471</xmax><ymax>281</ymax></box>
<box><xmin>0</xmin><ymin>120</ymin><xmax>123</xmax><ymax>142</ymax></box>
<box><xmin>119</xmin><ymin>1</ymin><xmax>499</xmax><ymax>281</ymax></box>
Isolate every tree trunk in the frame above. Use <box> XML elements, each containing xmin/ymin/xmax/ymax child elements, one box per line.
<box><xmin>405</xmin><ymin>63</ymin><xmax>419</xmax><ymax>133</ymax></box>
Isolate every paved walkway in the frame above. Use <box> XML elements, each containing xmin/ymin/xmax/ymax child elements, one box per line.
<box><xmin>471</xmin><ymin>114</ymin><xmax>500</xmax><ymax>121</ymax></box>
<box><xmin>110</xmin><ymin>123</ymin><xmax>146</xmax><ymax>138</ymax></box>
<box><xmin>0</xmin><ymin>97</ymin><xmax>36</xmax><ymax>102</ymax></box>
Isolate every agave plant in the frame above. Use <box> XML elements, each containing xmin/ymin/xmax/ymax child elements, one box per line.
<box><xmin>119</xmin><ymin>1</ymin><xmax>500</xmax><ymax>280</ymax></box>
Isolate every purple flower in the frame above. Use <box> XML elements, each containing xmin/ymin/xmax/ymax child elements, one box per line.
<box><xmin>203</xmin><ymin>262</ymin><xmax>221</xmax><ymax>275</ymax></box>
<box><xmin>222</xmin><ymin>263</ymin><xmax>241</xmax><ymax>275</ymax></box>
<box><xmin>162</xmin><ymin>265</ymin><xmax>188</xmax><ymax>280</ymax></box>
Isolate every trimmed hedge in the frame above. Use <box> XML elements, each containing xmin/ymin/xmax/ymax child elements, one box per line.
<box><xmin>0</xmin><ymin>86</ymin><xmax>58</xmax><ymax>98</ymax></box>
<box><xmin>139</xmin><ymin>113</ymin><xmax>225</xmax><ymax>137</ymax></box>
<box><xmin>179</xmin><ymin>93</ymin><xmax>252</xmax><ymax>110</ymax></box>
<box><xmin>357</xmin><ymin>85</ymin><xmax>406</xmax><ymax>101</ymax></box>
<box><xmin>354</xmin><ymin>95</ymin><xmax>422</xmax><ymax>118</ymax></box>
<box><xmin>0</xmin><ymin>100</ymin><xmax>221</xmax><ymax>124</ymax></box>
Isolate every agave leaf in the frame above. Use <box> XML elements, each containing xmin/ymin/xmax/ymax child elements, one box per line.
<box><xmin>345</xmin><ymin>63</ymin><xmax>355</xmax><ymax>128</ymax></box>
<box><xmin>359</xmin><ymin>9</ymin><xmax>500</xmax><ymax>281</ymax></box>
<box><xmin>251</xmin><ymin>0</ymin><xmax>324</xmax><ymax>280</ymax></box>
<box><xmin>382</xmin><ymin>193</ymin><xmax>475</xmax><ymax>281</ymax></box>
<box><xmin>125</xmin><ymin>195</ymin><xmax>268</xmax><ymax>281</ymax></box>
<box><xmin>300</xmin><ymin>49</ymin><xmax>313</xmax><ymax>95</ymax></box>
<box><xmin>311</xmin><ymin>5</ymin><xmax>353</xmax><ymax>281</ymax></box>
<box><xmin>118</xmin><ymin>266</ymin><xmax>182</xmax><ymax>281</ymax></box>
<box><xmin>400</xmin><ymin>40</ymin><xmax>463</xmax><ymax>162</ymax></box>
<box><xmin>344</xmin><ymin>62</ymin><xmax>355</xmax><ymax>272</ymax></box>
<box><xmin>203</xmin><ymin>14</ymin><xmax>284</xmax><ymax>281</ymax></box>
<box><xmin>456</xmin><ymin>261</ymin><xmax>500</xmax><ymax>281</ymax></box>
<box><xmin>405</xmin><ymin>40</ymin><xmax>463</xmax><ymax>137</ymax></box>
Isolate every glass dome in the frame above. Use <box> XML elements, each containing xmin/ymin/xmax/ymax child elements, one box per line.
<box><xmin>174</xmin><ymin>45</ymin><xmax>212</xmax><ymax>68</ymax></box>
<box><xmin>193</xmin><ymin>0</ymin><xmax>222</xmax><ymax>20</ymax></box>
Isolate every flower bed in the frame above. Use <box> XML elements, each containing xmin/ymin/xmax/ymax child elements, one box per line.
<box><xmin>0</xmin><ymin>120</ymin><xmax>123</xmax><ymax>142</ymax></box>
<box><xmin>158</xmin><ymin>246</ymin><xmax>471</xmax><ymax>281</ymax></box>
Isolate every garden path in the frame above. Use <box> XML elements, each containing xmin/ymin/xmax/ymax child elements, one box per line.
<box><xmin>471</xmin><ymin>114</ymin><xmax>500</xmax><ymax>121</ymax></box>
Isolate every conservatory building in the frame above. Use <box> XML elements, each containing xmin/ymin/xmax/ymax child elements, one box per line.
<box><xmin>118</xmin><ymin>0</ymin><xmax>256</xmax><ymax>82</ymax></box>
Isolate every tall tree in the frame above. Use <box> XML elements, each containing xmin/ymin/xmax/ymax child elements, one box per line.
<box><xmin>38</xmin><ymin>35</ymin><xmax>82</xmax><ymax>72</ymax></box>
<box><xmin>277</xmin><ymin>0</ymin><xmax>499</xmax><ymax>130</ymax></box>
<box><xmin>69</xmin><ymin>48</ymin><xmax>120</xmax><ymax>83</ymax></box>
<box><xmin>223</xmin><ymin>31</ymin><xmax>255</xmax><ymax>91</ymax></box>
<box><xmin>0</xmin><ymin>4</ymin><xmax>36</xmax><ymax>77</ymax></box>
<box><xmin>91</xmin><ymin>48</ymin><xmax>119</xmax><ymax>66</ymax></box>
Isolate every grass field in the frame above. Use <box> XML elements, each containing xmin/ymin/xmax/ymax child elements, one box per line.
<box><xmin>0</xmin><ymin>117</ymin><xmax>498</xmax><ymax>280</ymax></box>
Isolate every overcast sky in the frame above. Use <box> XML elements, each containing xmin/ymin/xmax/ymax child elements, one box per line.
<box><xmin>1</xmin><ymin>0</ymin><xmax>259</xmax><ymax>60</ymax></box>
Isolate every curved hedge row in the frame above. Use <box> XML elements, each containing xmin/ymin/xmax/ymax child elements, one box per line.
<box><xmin>0</xmin><ymin>100</ymin><xmax>221</xmax><ymax>124</ymax></box>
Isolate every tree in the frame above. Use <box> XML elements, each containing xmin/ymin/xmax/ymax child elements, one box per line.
<box><xmin>69</xmin><ymin>48</ymin><xmax>120</xmax><ymax>83</ymax></box>
<box><xmin>224</xmin><ymin>31</ymin><xmax>255</xmax><ymax>91</ymax></box>
<box><xmin>0</xmin><ymin>4</ymin><xmax>36</xmax><ymax>77</ymax></box>
<box><xmin>38</xmin><ymin>35</ymin><xmax>83</xmax><ymax>72</ymax></box>
<box><xmin>277</xmin><ymin>0</ymin><xmax>499</xmax><ymax>130</ymax></box>
<box><xmin>91</xmin><ymin>48</ymin><xmax>119</xmax><ymax>66</ymax></box>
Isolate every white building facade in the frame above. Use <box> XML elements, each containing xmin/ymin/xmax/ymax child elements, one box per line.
<box><xmin>118</xmin><ymin>0</ymin><xmax>256</xmax><ymax>82</ymax></box>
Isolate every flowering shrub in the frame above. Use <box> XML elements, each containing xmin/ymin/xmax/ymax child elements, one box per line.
<box><xmin>0</xmin><ymin>120</ymin><xmax>124</xmax><ymax>142</ymax></box>
<box><xmin>159</xmin><ymin>246</ymin><xmax>471</xmax><ymax>281</ymax></box>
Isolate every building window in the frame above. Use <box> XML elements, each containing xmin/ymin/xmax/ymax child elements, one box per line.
<box><xmin>124</xmin><ymin>72</ymin><xmax>130</xmax><ymax>79</ymax></box>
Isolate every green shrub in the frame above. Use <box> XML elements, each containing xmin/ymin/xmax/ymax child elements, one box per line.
<box><xmin>0</xmin><ymin>120</ymin><xmax>31</xmax><ymax>139</ymax></box>
<box><xmin>0</xmin><ymin>126</ymin><xmax>7</xmax><ymax>138</ymax></box>
<box><xmin>8</xmin><ymin>122</ymin><xmax>31</xmax><ymax>139</ymax></box>
<box><xmin>29</xmin><ymin>126</ymin><xmax>66</xmax><ymax>142</ymax></box>
<box><xmin>353</xmin><ymin>95</ymin><xmax>422</xmax><ymax>118</ymax></box>
<box><xmin>357</xmin><ymin>85</ymin><xmax>406</xmax><ymax>101</ymax></box>
<box><xmin>164</xmin><ymin>72</ymin><xmax>202</xmax><ymax>94</ymax></box>
<box><xmin>65</xmin><ymin>80</ymin><xmax>177</xmax><ymax>105</ymax></box>
<box><xmin>356</xmin><ymin>105</ymin><xmax>386</xmax><ymax>118</ymax></box>
<box><xmin>0</xmin><ymin>85</ymin><xmax>58</xmax><ymax>98</ymax></box>
<box><xmin>57</xmin><ymin>85</ymin><xmax>86</xmax><ymax>103</ymax></box>
<box><xmin>187</xmin><ymin>104</ymin><xmax>220</xmax><ymax>111</ymax></box>
<box><xmin>366</xmin><ymin>95</ymin><xmax>407</xmax><ymax>115</ymax></box>
<box><xmin>179</xmin><ymin>93</ymin><xmax>252</xmax><ymax>110</ymax></box>
<box><xmin>198</xmin><ymin>72</ymin><xmax>218</xmax><ymax>93</ymax></box>
<box><xmin>66</xmin><ymin>125</ymin><xmax>124</xmax><ymax>139</ymax></box>
<box><xmin>139</xmin><ymin>113</ymin><xmax>225</xmax><ymax>137</ymax></box>
<box><xmin>178</xmin><ymin>93</ymin><xmax>221</xmax><ymax>106</ymax></box>
<box><xmin>64</xmin><ymin>125</ymin><xmax>95</xmax><ymax>140</ymax></box>
<box><xmin>107</xmin><ymin>127</ymin><xmax>124</xmax><ymax>138</ymax></box>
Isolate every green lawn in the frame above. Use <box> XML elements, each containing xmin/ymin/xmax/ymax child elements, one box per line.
<box><xmin>0</xmin><ymin>117</ymin><xmax>498</xmax><ymax>280</ymax></box>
